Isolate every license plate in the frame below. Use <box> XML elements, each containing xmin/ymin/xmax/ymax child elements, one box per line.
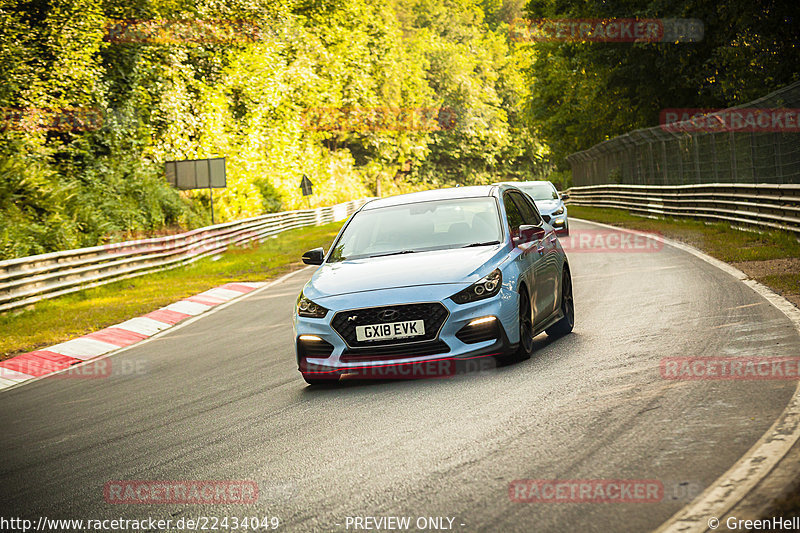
<box><xmin>355</xmin><ymin>320</ymin><xmax>426</xmax><ymax>342</ymax></box>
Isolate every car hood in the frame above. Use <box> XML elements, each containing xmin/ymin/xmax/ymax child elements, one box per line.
<box><xmin>534</xmin><ymin>199</ymin><xmax>562</xmax><ymax>214</ymax></box>
<box><xmin>305</xmin><ymin>246</ymin><xmax>505</xmax><ymax>299</ymax></box>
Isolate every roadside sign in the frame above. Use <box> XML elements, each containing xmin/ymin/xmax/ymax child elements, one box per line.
<box><xmin>165</xmin><ymin>157</ymin><xmax>226</xmax><ymax>190</ymax></box>
<box><xmin>165</xmin><ymin>157</ymin><xmax>226</xmax><ymax>224</ymax></box>
<box><xmin>300</xmin><ymin>175</ymin><xmax>313</xmax><ymax>196</ymax></box>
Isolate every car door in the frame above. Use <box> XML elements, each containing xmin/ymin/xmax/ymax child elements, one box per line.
<box><xmin>508</xmin><ymin>191</ymin><xmax>558</xmax><ymax>324</ymax></box>
<box><xmin>503</xmin><ymin>191</ymin><xmax>541</xmax><ymax>327</ymax></box>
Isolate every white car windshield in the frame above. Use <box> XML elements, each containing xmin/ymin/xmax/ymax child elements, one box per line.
<box><xmin>328</xmin><ymin>197</ymin><xmax>502</xmax><ymax>262</ymax></box>
<box><xmin>517</xmin><ymin>183</ymin><xmax>558</xmax><ymax>201</ymax></box>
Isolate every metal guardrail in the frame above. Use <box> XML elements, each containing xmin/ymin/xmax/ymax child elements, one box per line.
<box><xmin>565</xmin><ymin>183</ymin><xmax>800</xmax><ymax>234</ymax></box>
<box><xmin>0</xmin><ymin>199</ymin><xmax>370</xmax><ymax>313</ymax></box>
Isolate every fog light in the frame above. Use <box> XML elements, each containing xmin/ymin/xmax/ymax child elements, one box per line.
<box><xmin>457</xmin><ymin>316</ymin><xmax>499</xmax><ymax>344</ymax></box>
<box><xmin>298</xmin><ymin>335</ymin><xmax>334</xmax><ymax>359</ymax></box>
<box><xmin>468</xmin><ymin>316</ymin><xmax>497</xmax><ymax>326</ymax></box>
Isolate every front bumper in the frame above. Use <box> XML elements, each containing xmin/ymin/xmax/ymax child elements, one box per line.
<box><xmin>293</xmin><ymin>285</ymin><xmax>519</xmax><ymax>379</ymax></box>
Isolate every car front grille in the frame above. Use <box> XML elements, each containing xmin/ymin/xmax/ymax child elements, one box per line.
<box><xmin>331</xmin><ymin>302</ymin><xmax>449</xmax><ymax>348</ymax></box>
<box><xmin>340</xmin><ymin>340</ymin><xmax>450</xmax><ymax>362</ymax></box>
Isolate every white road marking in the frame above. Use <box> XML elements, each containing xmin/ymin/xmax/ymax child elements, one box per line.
<box><xmin>165</xmin><ymin>300</ymin><xmax>212</xmax><ymax>316</ymax></box>
<box><xmin>113</xmin><ymin>317</ymin><xmax>173</xmax><ymax>336</ymax></box>
<box><xmin>202</xmin><ymin>288</ymin><xmax>245</xmax><ymax>300</ymax></box>
<box><xmin>572</xmin><ymin>218</ymin><xmax>800</xmax><ymax>533</ymax></box>
<box><xmin>0</xmin><ymin>268</ymin><xmax>311</xmax><ymax>392</ymax></box>
<box><xmin>0</xmin><ymin>367</ymin><xmax>36</xmax><ymax>381</ymax></box>
<box><xmin>47</xmin><ymin>338</ymin><xmax>121</xmax><ymax>360</ymax></box>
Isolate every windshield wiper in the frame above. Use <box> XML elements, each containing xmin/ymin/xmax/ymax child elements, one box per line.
<box><xmin>368</xmin><ymin>250</ymin><xmax>418</xmax><ymax>258</ymax></box>
<box><xmin>461</xmin><ymin>240</ymin><xmax>501</xmax><ymax>248</ymax></box>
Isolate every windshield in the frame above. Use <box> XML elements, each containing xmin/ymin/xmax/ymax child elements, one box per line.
<box><xmin>328</xmin><ymin>197</ymin><xmax>502</xmax><ymax>262</ymax></box>
<box><xmin>517</xmin><ymin>183</ymin><xmax>559</xmax><ymax>201</ymax></box>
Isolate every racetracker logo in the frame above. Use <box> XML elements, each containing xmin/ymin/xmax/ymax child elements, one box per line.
<box><xmin>301</xmin><ymin>107</ymin><xmax>457</xmax><ymax>132</ymax></box>
<box><xmin>104</xmin><ymin>481</ymin><xmax>259</xmax><ymax>504</ymax></box>
<box><xmin>301</xmin><ymin>356</ymin><xmax>499</xmax><ymax>380</ymax></box>
<box><xmin>302</xmin><ymin>359</ymin><xmax>458</xmax><ymax>379</ymax></box>
<box><xmin>104</xmin><ymin>19</ymin><xmax>266</xmax><ymax>44</ymax></box>
<box><xmin>558</xmin><ymin>230</ymin><xmax>663</xmax><ymax>253</ymax></box>
<box><xmin>660</xmin><ymin>108</ymin><xmax>800</xmax><ymax>133</ymax></box>
<box><xmin>509</xmin><ymin>479</ymin><xmax>663</xmax><ymax>503</ymax></box>
<box><xmin>661</xmin><ymin>357</ymin><xmax>800</xmax><ymax>380</ymax></box>
<box><xmin>0</xmin><ymin>107</ymin><xmax>103</xmax><ymax>132</ymax></box>
<box><xmin>0</xmin><ymin>358</ymin><xmax>145</xmax><ymax>380</ymax></box>
<box><xmin>510</xmin><ymin>18</ymin><xmax>703</xmax><ymax>43</ymax></box>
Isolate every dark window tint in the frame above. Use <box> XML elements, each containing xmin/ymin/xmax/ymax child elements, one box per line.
<box><xmin>510</xmin><ymin>192</ymin><xmax>542</xmax><ymax>226</ymax></box>
<box><xmin>504</xmin><ymin>193</ymin><xmax>525</xmax><ymax>239</ymax></box>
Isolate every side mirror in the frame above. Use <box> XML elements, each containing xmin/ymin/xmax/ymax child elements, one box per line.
<box><xmin>560</xmin><ymin>193</ymin><xmax>570</xmax><ymax>201</ymax></box>
<box><xmin>516</xmin><ymin>225</ymin><xmax>546</xmax><ymax>244</ymax></box>
<box><xmin>302</xmin><ymin>247</ymin><xmax>324</xmax><ymax>265</ymax></box>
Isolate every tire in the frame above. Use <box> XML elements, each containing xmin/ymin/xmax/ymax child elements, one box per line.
<box><xmin>498</xmin><ymin>288</ymin><xmax>534</xmax><ymax>365</ymax></box>
<box><xmin>546</xmin><ymin>266</ymin><xmax>574</xmax><ymax>337</ymax></box>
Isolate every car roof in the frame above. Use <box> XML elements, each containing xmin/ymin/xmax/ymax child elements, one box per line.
<box><xmin>494</xmin><ymin>180</ymin><xmax>556</xmax><ymax>189</ymax></box>
<box><xmin>362</xmin><ymin>185</ymin><xmax>509</xmax><ymax>210</ymax></box>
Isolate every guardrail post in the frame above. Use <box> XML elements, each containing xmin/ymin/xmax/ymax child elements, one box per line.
<box><xmin>693</xmin><ymin>134</ymin><xmax>701</xmax><ymax>182</ymax></box>
<box><xmin>729</xmin><ymin>130</ymin><xmax>738</xmax><ymax>182</ymax></box>
<box><xmin>775</xmin><ymin>132</ymin><xmax>784</xmax><ymax>183</ymax></box>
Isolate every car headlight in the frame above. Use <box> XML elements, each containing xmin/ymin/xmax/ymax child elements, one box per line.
<box><xmin>552</xmin><ymin>206</ymin><xmax>565</xmax><ymax>216</ymax></box>
<box><xmin>451</xmin><ymin>269</ymin><xmax>502</xmax><ymax>304</ymax></box>
<box><xmin>296</xmin><ymin>292</ymin><xmax>329</xmax><ymax>318</ymax></box>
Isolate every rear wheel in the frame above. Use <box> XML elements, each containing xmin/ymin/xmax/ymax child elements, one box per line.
<box><xmin>546</xmin><ymin>266</ymin><xmax>574</xmax><ymax>337</ymax></box>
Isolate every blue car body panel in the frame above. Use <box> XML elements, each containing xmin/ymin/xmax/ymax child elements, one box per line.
<box><xmin>293</xmin><ymin>185</ymin><xmax>568</xmax><ymax>377</ymax></box>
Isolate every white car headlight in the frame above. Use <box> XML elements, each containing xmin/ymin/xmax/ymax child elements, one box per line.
<box><xmin>451</xmin><ymin>269</ymin><xmax>502</xmax><ymax>304</ymax></box>
<box><xmin>296</xmin><ymin>292</ymin><xmax>329</xmax><ymax>318</ymax></box>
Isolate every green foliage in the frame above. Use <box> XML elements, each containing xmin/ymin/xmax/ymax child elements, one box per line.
<box><xmin>0</xmin><ymin>0</ymin><xmax>548</xmax><ymax>259</ymax></box>
<box><xmin>523</xmin><ymin>0</ymin><xmax>800</xmax><ymax>168</ymax></box>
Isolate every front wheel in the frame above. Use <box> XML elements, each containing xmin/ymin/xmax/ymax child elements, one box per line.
<box><xmin>546</xmin><ymin>267</ymin><xmax>574</xmax><ymax>337</ymax></box>
<box><xmin>497</xmin><ymin>288</ymin><xmax>534</xmax><ymax>365</ymax></box>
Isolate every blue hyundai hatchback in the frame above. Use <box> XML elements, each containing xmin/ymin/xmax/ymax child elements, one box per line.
<box><xmin>293</xmin><ymin>185</ymin><xmax>574</xmax><ymax>384</ymax></box>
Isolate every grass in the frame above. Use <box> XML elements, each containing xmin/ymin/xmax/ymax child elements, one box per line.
<box><xmin>763</xmin><ymin>273</ymin><xmax>800</xmax><ymax>295</ymax></box>
<box><xmin>0</xmin><ymin>221</ymin><xmax>344</xmax><ymax>360</ymax></box>
<box><xmin>567</xmin><ymin>205</ymin><xmax>800</xmax><ymax>263</ymax></box>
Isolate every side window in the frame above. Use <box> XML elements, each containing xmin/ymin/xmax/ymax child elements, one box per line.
<box><xmin>504</xmin><ymin>193</ymin><xmax>525</xmax><ymax>239</ymax></box>
<box><xmin>510</xmin><ymin>192</ymin><xmax>543</xmax><ymax>226</ymax></box>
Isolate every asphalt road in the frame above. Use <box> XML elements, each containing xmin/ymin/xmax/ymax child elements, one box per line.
<box><xmin>2</xmin><ymin>220</ymin><xmax>799</xmax><ymax>533</ymax></box>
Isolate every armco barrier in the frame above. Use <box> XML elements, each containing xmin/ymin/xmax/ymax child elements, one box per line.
<box><xmin>0</xmin><ymin>199</ymin><xmax>371</xmax><ymax>313</ymax></box>
<box><xmin>565</xmin><ymin>183</ymin><xmax>800</xmax><ymax>234</ymax></box>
